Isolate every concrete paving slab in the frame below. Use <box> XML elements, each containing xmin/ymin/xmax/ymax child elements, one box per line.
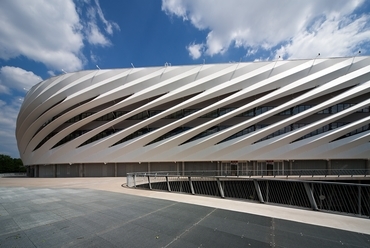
<box><xmin>0</xmin><ymin>177</ymin><xmax>369</xmax><ymax>247</ymax></box>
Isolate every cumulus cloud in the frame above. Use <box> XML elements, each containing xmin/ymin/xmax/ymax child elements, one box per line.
<box><xmin>276</xmin><ymin>14</ymin><xmax>370</xmax><ymax>59</ymax></box>
<box><xmin>0</xmin><ymin>0</ymin><xmax>120</xmax><ymax>72</ymax></box>
<box><xmin>0</xmin><ymin>1</ymin><xmax>119</xmax><ymax>157</ymax></box>
<box><xmin>0</xmin><ymin>0</ymin><xmax>84</xmax><ymax>72</ymax></box>
<box><xmin>0</xmin><ymin>97</ymin><xmax>23</xmax><ymax>157</ymax></box>
<box><xmin>0</xmin><ymin>67</ymin><xmax>42</xmax><ymax>157</ymax></box>
<box><xmin>94</xmin><ymin>0</ymin><xmax>120</xmax><ymax>35</ymax></box>
<box><xmin>162</xmin><ymin>0</ymin><xmax>370</xmax><ymax>59</ymax></box>
<box><xmin>86</xmin><ymin>22</ymin><xmax>111</xmax><ymax>46</ymax></box>
<box><xmin>187</xmin><ymin>43</ymin><xmax>204</xmax><ymax>59</ymax></box>
<box><xmin>47</xmin><ymin>70</ymin><xmax>56</xmax><ymax>77</ymax></box>
<box><xmin>84</xmin><ymin>0</ymin><xmax>120</xmax><ymax>46</ymax></box>
<box><xmin>0</xmin><ymin>66</ymin><xmax>42</xmax><ymax>94</ymax></box>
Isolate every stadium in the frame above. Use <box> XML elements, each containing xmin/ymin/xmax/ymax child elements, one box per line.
<box><xmin>16</xmin><ymin>56</ymin><xmax>370</xmax><ymax>177</ymax></box>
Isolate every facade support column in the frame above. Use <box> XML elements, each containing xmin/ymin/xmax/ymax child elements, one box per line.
<box><xmin>366</xmin><ymin>159</ymin><xmax>370</xmax><ymax>176</ymax></box>
<box><xmin>327</xmin><ymin>160</ymin><xmax>331</xmax><ymax>175</ymax></box>
<box><xmin>216</xmin><ymin>178</ymin><xmax>225</xmax><ymax>198</ymax></box>
<box><xmin>53</xmin><ymin>164</ymin><xmax>57</xmax><ymax>178</ymax></box>
<box><xmin>115</xmin><ymin>163</ymin><xmax>117</xmax><ymax>177</ymax></box>
<box><xmin>166</xmin><ymin>176</ymin><xmax>171</xmax><ymax>192</ymax></box>
<box><xmin>289</xmin><ymin>160</ymin><xmax>293</xmax><ymax>175</ymax></box>
<box><xmin>304</xmin><ymin>182</ymin><xmax>318</xmax><ymax>210</ymax></box>
<box><xmin>147</xmin><ymin>176</ymin><xmax>152</xmax><ymax>190</ymax></box>
<box><xmin>79</xmin><ymin>164</ymin><xmax>83</xmax><ymax>177</ymax></box>
<box><xmin>35</xmin><ymin>165</ymin><xmax>39</xmax><ymax>178</ymax></box>
<box><xmin>188</xmin><ymin>177</ymin><xmax>195</xmax><ymax>195</ymax></box>
<box><xmin>253</xmin><ymin>179</ymin><xmax>264</xmax><ymax>203</ymax></box>
<box><xmin>148</xmin><ymin>162</ymin><xmax>150</xmax><ymax>173</ymax></box>
<box><xmin>182</xmin><ymin>161</ymin><xmax>185</xmax><ymax>176</ymax></box>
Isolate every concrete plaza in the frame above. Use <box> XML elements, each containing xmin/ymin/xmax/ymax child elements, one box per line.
<box><xmin>0</xmin><ymin>177</ymin><xmax>369</xmax><ymax>247</ymax></box>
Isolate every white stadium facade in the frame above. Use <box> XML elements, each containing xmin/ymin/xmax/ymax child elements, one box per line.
<box><xmin>16</xmin><ymin>56</ymin><xmax>370</xmax><ymax>177</ymax></box>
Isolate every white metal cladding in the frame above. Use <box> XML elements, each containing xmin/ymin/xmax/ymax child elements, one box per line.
<box><xmin>16</xmin><ymin>57</ymin><xmax>370</xmax><ymax>165</ymax></box>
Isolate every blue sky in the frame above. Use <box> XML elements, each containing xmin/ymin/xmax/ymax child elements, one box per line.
<box><xmin>1</xmin><ymin>0</ymin><xmax>370</xmax><ymax>158</ymax></box>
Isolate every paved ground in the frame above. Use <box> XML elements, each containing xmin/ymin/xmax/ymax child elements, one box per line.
<box><xmin>0</xmin><ymin>177</ymin><xmax>369</xmax><ymax>247</ymax></box>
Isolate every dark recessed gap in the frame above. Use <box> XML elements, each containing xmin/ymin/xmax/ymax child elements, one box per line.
<box><xmin>146</xmin><ymin>127</ymin><xmax>193</xmax><ymax>146</ymax></box>
<box><xmin>111</xmin><ymin>127</ymin><xmax>156</xmax><ymax>147</ymax></box>
<box><xmin>33</xmin><ymin>96</ymin><xmax>98</xmax><ymax>138</ymax></box>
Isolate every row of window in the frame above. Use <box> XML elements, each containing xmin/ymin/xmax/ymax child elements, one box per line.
<box><xmin>58</xmin><ymin>102</ymin><xmax>369</xmax><ymax>128</ymax></box>
<box><xmin>183</xmin><ymin>126</ymin><xmax>229</xmax><ymax>144</ymax></box>
<box><xmin>79</xmin><ymin>128</ymin><xmax>117</xmax><ymax>147</ymax></box>
<box><xmin>333</xmin><ymin>124</ymin><xmax>370</xmax><ymax>141</ymax></box>
<box><xmin>236</xmin><ymin>107</ymin><xmax>274</xmax><ymax>117</ymax></box>
<box><xmin>279</xmin><ymin>105</ymin><xmax>312</xmax><ymax>115</ymax></box>
<box><xmin>33</xmin><ymin>99</ymin><xmax>368</xmax><ymax>150</ymax></box>
<box><xmin>317</xmin><ymin>103</ymin><xmax>354</xmax><ymax>114</ymax></box>
<box><xmin>37</xmin><ymin>118</ymin><xmax>369</xmax><ymax>151</ymax></box>
<box><xmin>113</xmin><ymin>128</ymin><xmax>154</xmax><ymax>146</ymax></box>
<box><xmin>294</xmin><ymin>122</ymin><xmax>348</xmax><ymax>142</ymax></box>
<box><xmin>52</xmin><ymin>130</ymin><xmax>89</xmax><ymax>148</ymax></box>
<box><xmin>146</xmin><ymin>126</ymin><xmax>192</xmax><ymax>146</ymax></box>
<box><xmin>218</xmin><ymin>124</ymin><xmax>268</xmax><ymax>144</ymax></box>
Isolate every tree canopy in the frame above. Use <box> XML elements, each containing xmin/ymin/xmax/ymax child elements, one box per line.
<box><xmin>0</xmin><ymin>154</ymin><xmax>26</xmax><ymax>173</ymax></box>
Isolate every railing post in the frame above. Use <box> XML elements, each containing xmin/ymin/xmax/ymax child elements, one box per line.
<box><xmin>253</xmin><ymin>179</ymin><xmax>264</xmax><ymax>203</ymax></box>
<box><xmin>358</xmin><ymin>185</ymin><xmax>361</xmax><ymax>215</ymax></box>
<box><xmin>216</xmin><ymin>178</ymin><xmax>225</xmax><ymax>198</ymax></box>
<box><xmin>148</xmin><ymin>176</ymin><xmax>152</xmax><ymax>190</ymax></box>
<box><xmin>188</xmin><ymin>177</ymin><xmax>195</xmax><ymax>195</ymax></box>
<box><xmin>166</xmin><ymin>176</ymin><xmax>171</xmax><ymax>192</ymax></box>
<box><xmin>304</xmin><ymin>182</ymin><xmax>318</xmax><ymax>211</ymax></box>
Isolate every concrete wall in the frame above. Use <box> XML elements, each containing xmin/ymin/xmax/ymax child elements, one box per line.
<box><xmin>292</xmin><ymin>160</ymin><xmax>326</xmax><ymax>170</ymax></box>
<box><xmin>117</xmin><ymin>162</ymin><xmax>148</xmax><ymax>176</ymax></box>
<box><xmin>84</xmin><ymin>163</ymin><xmax>115</xmax><ymax>177</ymax></box>
<box><xmin>183</xmin><ymin>161</ymin><xmax>218</xmax><ymax>171</ymax></box>
<box><xmin>38</xmin><ymin>165</ymin><xmax>54</xmax><ymax>177</ymax></box>
<box><xmin>29</xmin><ymin>159</ymin><xmax>370</xmax><ymax>177</ymax></box>
<box><xmin>331</xmin><ymin>159</ymin><xmax>366</xmax><ymax>170</ymax></box>
<box><xmin>57</xmin><ymin>164</ymin><xmax>79</xmax><ymax>177</ymax></box>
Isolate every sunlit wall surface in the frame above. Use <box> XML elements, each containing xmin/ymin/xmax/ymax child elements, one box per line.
<box><xmin>16</xmin><ymin>57</ymin><xmax>370</xmax><ymax>173</ymax></box>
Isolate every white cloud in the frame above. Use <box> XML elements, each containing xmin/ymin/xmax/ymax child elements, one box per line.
<box><xmin>94</xmin><ymin>0</ymin><xmax>120</xmax><ymax>35</ymax></box>
<box><xmin>47</xmin><ymin>70</ymin><xmax>56</xmax><ymax>77</ymax></box>
<box><xmin>187</xmin><ymin>43</ymin><xmax>204</xmax><ymax>59</ymax></box>
<box><xmin>84</xmin><ymin>0</ymin><xmax>120</xmax><ymax>46</ymax></box>
<box><xmin>162</xmin><ymin>0</ymin><xmax>370</xmax><ymax>59</ymax></box>
<box><xmin>0</xmin><ymin>0</ymin><xmax>84</xmax><ymax>72</ymax></box>
<box><xmin>0</xmin><ymin>0</ymin><xmax>120</xmax><ymax>72</ymax></box>
<box><xmin>90</xmin><ymin>51</ymin><xmax>99</xmax><ymax>63</ymax></box>
<box><xmin>0</xmin><ymin>67</ymin><xmax>42</xmax><ymax>157</ymax></box>
<box><xmin>0</xmin><ymin>97</ymin><xmax>23</xmax><ymax>157</ymax></box>
<box><xmin>275</xmin><ymin>15</ymin><xmax>370</xmax><ymax>59</ymax></box>
<box><xmin>86</xmin><ymin>22</ymin><xmax>111</xmax><ymax>46</ymax></box>
<box><xmin>0</xmin><ymin>66</ymin><xmax>42</xmax><ymax>94</ymax></box>
<box><xmin>246</xmin><ymin>48</ymin><xmax>258</xmax><ymax>57</ymax></box>
<box><xmin>162</xmin><ymin>0</ymin><xmax>188</xmax><ymax>21</ymax></box>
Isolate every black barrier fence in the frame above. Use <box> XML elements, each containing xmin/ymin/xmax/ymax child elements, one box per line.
<box><xmin>127</xmin><ymin>171</ymin><xmax>370</xmax><ymax>218</ymax></box>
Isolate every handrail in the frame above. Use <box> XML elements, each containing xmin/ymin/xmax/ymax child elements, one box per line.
<box><xmin>127</xmin><ymin>169</ymin><xmax>369</xmax><ymax>178</ymax></box>
<box><xmin>126</xmin><ymin>170</ymin><xmax>370</xmax><ymax>218</ymax></box>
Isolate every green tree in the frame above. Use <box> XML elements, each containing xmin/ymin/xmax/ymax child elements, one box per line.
<box><xmin>0</xmin><ymin>154</ymin><xmax>25</xmax><ymax>173</ymax></box>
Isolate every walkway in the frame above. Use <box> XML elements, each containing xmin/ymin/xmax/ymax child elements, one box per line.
<box><xmin>0</xmin><ymin>177</ymin><xmax>369</xmax><ymax>247</ymax></box>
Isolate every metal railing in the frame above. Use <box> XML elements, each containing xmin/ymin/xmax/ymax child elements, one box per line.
<box><xmin>127</xmin><ymin>170</ymin><xmax>370</xmax><ymax>218</ymax></box>
<box><xmin>128</xmin><ymin>169</ymin><xmax>368</xmax><ymax>179</ymax></box>
<box><xmin>0</xmin><ymin>172</ymin><xmax>26</xmax><ymax>177</ymax></box>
